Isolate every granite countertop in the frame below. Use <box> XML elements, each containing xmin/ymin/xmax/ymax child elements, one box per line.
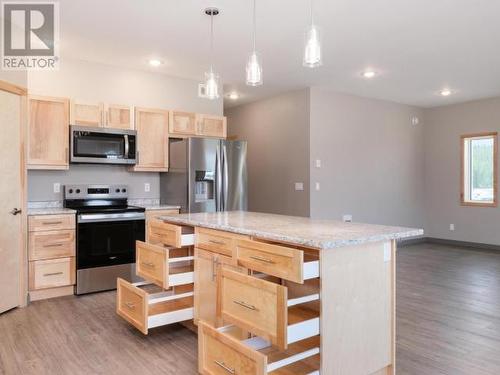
<box><xmin>27</xmin><ymin>207</ymin><xmax>76</xmax><ymax>216</ymax></box>
<box><xmin>157</xmin><ymin>211</ymin><xmax>423</xmax><ymax>250</ymax></box>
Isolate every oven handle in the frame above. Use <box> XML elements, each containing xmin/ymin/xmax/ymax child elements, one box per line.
<box><xmin>78</xmin><ymin>212</ymin><xmax>145</xmax><ymax>223</ymax></box>
<box><xmin>124</xmin><ymin>134</ymin><xmax>129</xmax><ymax>159</ymax></box>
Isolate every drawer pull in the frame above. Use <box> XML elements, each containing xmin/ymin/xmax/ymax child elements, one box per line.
<box><xmin>43</xmin><ymin>243</ymin><xmax>64</xmax><ymax>248</ymax></box>
<box><xmin>214</xmin><ymin>360</ymin><xmax>235</xmax><ymax>374</ymax></box>
<box><xmin>124</xmin><ymin>302</ymin><xmax>135</xmax><ymax>310</ymax></box>
<box><xmin>42</xmin><ymin>221</ymin><xmax>63</xmax><ymax>225</ymax></box>
<box><xmin>233</xmin><ymin>300</ymin><xmax>258</xmax><ymax>311</ymax></box>
<box><xmin>208</xmin><ymin>239</ymin><xmax>225</xmax><ymax>245</ymax></box>
<box><xmin>249</xmin><ymin>255</ymin><xmax>276</xmax><ymax>264</ymax></box>
<box><xmin>141</xmin><ymin>261</ymin><xmax>155</xmax><ymax>268</ymax></box>
<box><xmin>43</xmin><ymin>271</ymin><xmax>63</xmax><ymax>277</ymax></box>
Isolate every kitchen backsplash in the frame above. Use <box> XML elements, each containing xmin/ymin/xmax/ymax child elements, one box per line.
<box><xmin>28</xmin><ymin>164</ymin><xmax>161</xmax><ymax>202</ymax></box>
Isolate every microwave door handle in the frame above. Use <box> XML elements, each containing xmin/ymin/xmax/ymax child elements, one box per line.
<box><xmin>124</xmin><ymin>134</ymin><xmax>129</xmax><ymax>158</ymax></box>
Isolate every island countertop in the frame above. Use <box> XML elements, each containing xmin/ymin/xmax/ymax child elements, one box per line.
<box><xmin>157</xmin><ymin>211</ymin><xmax>423</xmax><ymax>250</ymax></box>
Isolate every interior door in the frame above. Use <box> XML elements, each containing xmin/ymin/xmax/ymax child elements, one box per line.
<box><xmin>0</xmin><ymin>89</ymin><xmax>23</xmax><ymax>313</ymax></box>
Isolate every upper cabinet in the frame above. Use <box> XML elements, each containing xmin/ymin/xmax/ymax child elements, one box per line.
<box><xmin>105</xmin><ymin>104</ymin><xmax>134</xmax><ymax>130</ymax></box>
<box><xmin>28</xmin><ymin>95</ymin><xmax>70</xmax><ymax>170</ymax></box>
<box><xmin>132</xmin><ymin>107</ymin><xmax>169</xmax><ymax>172</ymax></box>
<box><xmin>70</xmin><ymin>100</ymin><xmax>103</xmax><ymax>127</ymax></box>
<box><xmin>169</xmin><ymin>111</ymin><xmax>197</xmax><ymax>136</ymax></box>
<box><xmin>196</xmin><ymin>114</ymin><xmax>227</xmax><ymax>138</ymax></box>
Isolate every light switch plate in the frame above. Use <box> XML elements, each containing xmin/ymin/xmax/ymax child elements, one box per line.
<box><xmin>342</xmin><ymin>214</ymin><xmax>352</xmax><ymax>223</ymax></box>
<box><xmin>383</xmin><ymin>242</ymin><xmax>392</xmax><ymax>262</ymax></box>
<box><xmin>53</xmin><ymin>183</ymin><xmax>60</xmax><ymax>193</ymax></box>
<box><xmin>144</xmin><ymin>183</ymin><xmax>151</xmax><ymax>192</ymax></box>
<box><xmin>449</xmin><ymin>224</ymin><xmax>455</xmax><ymax>231</ymax></box>
<box><xmin>295</xmin><ymin>182</ymin><xmax>304</xmax><ymax>191</ymax></box>
<box><xmin>315</xmin><ymin>159</ymin><xmax>321</xmax><ymax>168</ymax></box>
<box><xmin>315</xmin><ymin>182</ymin><xmax>320</xmax><ymax>191</ymax></box>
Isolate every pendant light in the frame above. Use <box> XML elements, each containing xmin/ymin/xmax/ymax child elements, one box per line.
<box><xmin>246</xmin><ymin>0</ymin><xmax>262</xmax><ymax>86</ymax></box>
<box><xmin>303</xmin><ymin>0</ymin><xmax>322</xmax><ymax>68</ymax></box>
<box><xmin>203</xmin><ymin>8</ymin><xmax>220</xmax><ymax>100</ymax></box>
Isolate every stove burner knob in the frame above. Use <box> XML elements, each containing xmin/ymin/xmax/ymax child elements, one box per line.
<box><xmin>115</xmin><ymin>188</ymin><xmax>120</xmax><ymax>193</ymax></box>
<box><xmin>75</xmin><ymin>189</ymin><xmax>81</xmax><ymax>194</ymax></box>
<box><xmin>68</xmin><ymin>189</ymin><xmax>73</xmax><ymax>194</ymax></box>
<box><xmin>122</xmin><ymin>188</ymin><xmax>127</xmax><ymax>193</ymax></box>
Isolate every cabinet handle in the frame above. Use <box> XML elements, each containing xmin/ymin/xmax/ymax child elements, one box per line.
<box><xmin>233</xmin><ymin>300</ymin><xmax>258</xmax><ymax>311</ymax></box>
<box><xmin>43</xmin><ymin>272</ymin><xmax>63</xmax><ymax>277</ymax></box>
<box><xmin>208</xmin><ymin>239</ymin><xmax>225</xmax><ymax>246</ymax></box>
<box><xmin>249</xmin><ymin>255</ymin><xmax>275</xmax><ymax>264</ymax></box>
<box><xmin>124</xmin><ymin>302</ymin><xmax>135</xmax><ymax>310</ymax></box>
<box><xmin>141</xmin><ymin>261</ymin><xmax>155</xmax><ymax>268</ymax></box>
<box><xmin>211</xmin><ymin>256</ymin><xmax>217</xmax><ymax>282</ymax></box>
<box><xmin>214</xmin><ymin>360</ymin><xmax>235</xmax><ymax>374</ymax></box>
<box><xmin>43</xmin><ymin>243</ymin><xmax>64</xmax><ymax>248</ymax></box>
<box><xmin>42</xmin><ymin>221</ymin><xmax>63</xmax><ymax>225</ymax></box>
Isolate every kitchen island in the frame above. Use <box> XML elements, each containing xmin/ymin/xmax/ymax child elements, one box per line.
<box><xmin>118</xmin><ymin>211</ymin><xmax>422</xmax><ymax>375</ymax></box>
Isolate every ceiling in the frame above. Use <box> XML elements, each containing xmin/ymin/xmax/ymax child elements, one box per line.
<box><xmin>59</xmin><ymin>0</ymin><xmax>500</xmax><ymax>109</ymax></box>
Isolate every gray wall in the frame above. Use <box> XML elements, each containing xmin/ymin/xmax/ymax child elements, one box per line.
<box><xmin>27</xmin><ymin>59</ymin><xmax>223</xmax><ymax>202</ymax></box>
<box><xmin>424</xmin><ymin>97</ymin><xmax>500</xmax><ymax>244</ymax></box>
<box><xmin>226</xmin><ymin>89</ymin><xmax>310</xmax><ymax>217</ymax></box>
<box><xmin>309</xmin><ymin>88</ymin><xmax>425</xmax><ymax>228</ymax></box>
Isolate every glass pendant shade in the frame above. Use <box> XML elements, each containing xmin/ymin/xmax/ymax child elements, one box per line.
<box><xmin>204</xmin><ymin>70</ymin><xmax>219</xmax><ymax>100</ymax></box>
<box><xmin>303</xmin><ymin>24</ymin><xmax>322</xmax><ymax>68</ymax></box>
<box><xmin>246</xmin><ymin>51</ymin><xmax>263</xmax><ymax>86</ymax></box>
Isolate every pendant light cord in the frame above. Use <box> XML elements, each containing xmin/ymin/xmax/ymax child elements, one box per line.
<box><xmin>310</xmin><ymin>0</ymin><xmax>314</xmax><ymax>26</ymax></box>
<box><xmin>210</xmin><ymin>12</ymin><xmax>214</xmax><ymax>73</ymax></box>
<box><xmin>252</xmin><ymin>0</ymin><xmax>256</xmax><ymax>52</ymax></box>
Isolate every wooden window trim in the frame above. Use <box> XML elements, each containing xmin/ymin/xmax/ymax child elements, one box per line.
<box><xmin>460</xmin><ymin>132</ymin><xmax>498</xmax><ymax>207</ymax></box>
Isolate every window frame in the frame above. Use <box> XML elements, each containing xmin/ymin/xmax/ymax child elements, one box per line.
<box><xmin>460</xmin><ymin>132</ymin><xmax>498</xmax><ymax>207</ymax></box>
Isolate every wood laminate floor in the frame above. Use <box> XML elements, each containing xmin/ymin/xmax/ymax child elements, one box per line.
<box><xmin>1</xmin><ymin>243</ymin><xmax>499</xmax><ymax>375</ymax></box>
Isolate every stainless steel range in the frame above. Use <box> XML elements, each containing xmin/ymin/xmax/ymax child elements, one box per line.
<box><xmin>64</xmin><ymin>184</ymin><xmax>145</xmax><ymax>295</ymax></box>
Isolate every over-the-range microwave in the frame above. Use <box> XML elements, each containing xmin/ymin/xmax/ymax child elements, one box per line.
<box><xmin>70</xmin><ymin>125</ymin><xmax>137</xmax><ymax>165</ymax></box>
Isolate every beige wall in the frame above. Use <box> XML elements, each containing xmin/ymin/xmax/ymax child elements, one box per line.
<box><xmin>424</xmin><ymin>97</ymin><xmax>500</xmax><ymax>244</ymax></box>
<box><xmin>27</xmin><ymin>59</ymin><xmax>222</xmax><ymax>202</ymax></box>
<box><xmin>310</xmin><ymin>88</ymin><xmax>425</xmax><ymax>227</ymax></box>
<box><xmin>226</xmin><ymin>89</ymin><xmax>310</xmax><ymax>217</ymax></box>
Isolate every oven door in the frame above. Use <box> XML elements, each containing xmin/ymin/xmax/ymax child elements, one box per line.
<box><xmin>71</xmin><ymin>125</ymin><xmax>136</xmax><ymax>165</ymax></box>
<box><xmin>77</xmin><ymin>213</ymin><xmax>145</xmax><ymax>269</ymax></box>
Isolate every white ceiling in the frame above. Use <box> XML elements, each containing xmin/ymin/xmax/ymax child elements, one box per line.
<box><xmin>59</xmin><ymin>0</ymin><xmax>500</xmax><ymax>109</ymax></box>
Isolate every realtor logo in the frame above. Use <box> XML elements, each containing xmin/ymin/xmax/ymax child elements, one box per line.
<box><xmin>1</xmin><ymin>1</ymin><xmax>59</xmax><ymax>70</ymax></box>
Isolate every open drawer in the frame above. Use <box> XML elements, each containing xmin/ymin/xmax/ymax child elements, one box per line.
<box><xmin>235</xmin><ymin>240</ymin><xmax>319</xmax><ymax>284</ymax></box>
<box><xmin>116</xmin><ymin>278</ymin><xmax>194</xmax><ymax>335</ymax></box>
<box><xmin>198</xmin><ymin>321</ymin><xmax>320</xmax><ymax>375</ymax></box>
<box><xmin>218</xmin><ymin>268</ymin><xmax>320</xmax><ymax>350</ymax></box>
<box><xmin>148</xmin><ymin>221</ymin><xmax>195</xmax><ymax>248</ymax></box>
<box><xmin>136</xmin><ymin>241</ymin><xmax>194</xmax><ymax>288</ymax></box>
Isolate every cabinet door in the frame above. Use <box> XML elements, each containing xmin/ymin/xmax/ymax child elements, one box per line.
<box><xmin>105</xmin><ymin>104</ymin><xmax>134</xmax><ymax>130</ymax></box>
<box><xmin>70</xmin><ymin>100</ymin><xmax>103</xmax><ymax>127</ymax></box>
<box><xmin>197</xmin><ymin>114</ymin><xmax>227</xmax><ymax>138</ymax></box>
<box><xmin>132</xmin><ymin>107</ymin><xmax>169</xmax><ymax>172</ymax></box>
<box><xmin>169</xmin><ymin>111</ymin><xmax>196</xmax><ymax>136</ymax></box>
<box><xmin>28</xmin><ymin>95</ymin><xmax>70</xmax><ymax>170</ymax></box>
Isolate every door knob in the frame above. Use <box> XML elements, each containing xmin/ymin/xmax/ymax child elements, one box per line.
<box><xmin>10</xmin><ymin>208</ymin><xmax>22</xmax><ymax>215</ymax></box>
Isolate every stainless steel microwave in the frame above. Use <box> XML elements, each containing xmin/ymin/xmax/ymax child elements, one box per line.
<box><xmin>70</xmin><ymin>126</ymin><xmax>137</xmax><ymax>165</ymax></box>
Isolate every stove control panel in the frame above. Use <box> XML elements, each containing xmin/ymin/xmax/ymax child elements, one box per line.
<box><xmin>64</xmin><ymin>184</ymin><xmax>128</xmax><ymax>200</ymax></box>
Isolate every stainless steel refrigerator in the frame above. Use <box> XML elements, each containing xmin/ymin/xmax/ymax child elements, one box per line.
<box><xmin>160</xmin><ymin>138</ymin><xmax>247</xmax><ymax>213</ymax></box>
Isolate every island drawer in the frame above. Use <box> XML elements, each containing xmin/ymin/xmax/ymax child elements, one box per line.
<box><xmin>148</xmin><ymin>221</ymin><xmax>195</xmax><ymax>248</ymax></box>
<box><xmin>136</xmin><ymin>241</ymin><xmax>194</xmax><ymax>288</ymax></box>
<box><xmin>29</xmin><ymin>230</ymin><xmax>75</xmax><ymax>261</ymax></box>
<box><xmin>29</xmin><ymin>257</ymin><xmax>75</xmax><ymax>290</ymax></box>
<box><xmin>196</xmin><ymin>227</ymin><xmax>248</xmax><ymax>257</ymax></box>
<box><xmin>29</xmin><ymin>214</ymin><xmax>75</xmax><ymax>232</ymax></box>
<box><xmin>218</xmin><ymin>268</ymin><xmax>320</xmax><ymax>351</ymax></box>
<box><xmin>235</xmin><ymin>240</ymin><xmax>319</xmax><ymax>283</ymax></box>
<box><xmin>198</xmin><ymin>321</ymin><xmax>320</xmax><ymax>375</ymax></box>
<box><xmin>117</xmin><ymin>278</ymin><xmax>194</xmax><ymax>335</ymax></box>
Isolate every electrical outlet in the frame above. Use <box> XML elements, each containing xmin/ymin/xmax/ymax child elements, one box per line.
<box><xmin>315</xmin><ymin>182</ymin><xmax>320</xmax><ymax>191</ymax></box>
<box><xmin>53</xmin><ymin>183</ymin><xmax>60</xmax><ymax>193</ymax></box>
<box><xmin>315</xmin><ymin>159</ymin><xmax>321</xmax><ymax>168</ymax></box>
<box><xmin>144</xmin><ymin>183</ymin><xmax>150</xmax><ymax>192</ymax></box>
<box><xmin>294</xmin><ymin>182</ymin><xmax>304</xmax><ymax>191</ymax></box>
<box><xmin>343</xmin><ymin>214</ymin><xmax>352</xmax><ymax>223</ymax></box>
<box><xmin>449</xmin><ymin>224</ymin><xmax>455</xmax><ymax>231</ymax></box>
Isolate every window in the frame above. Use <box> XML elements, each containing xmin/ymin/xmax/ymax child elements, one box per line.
<box><xmin>461</xmin><ymin>132</ymin><xmax>497</xmax><ymax>206</ymax></box>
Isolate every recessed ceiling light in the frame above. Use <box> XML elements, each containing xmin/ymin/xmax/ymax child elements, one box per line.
<box><xmin>148</xmin><ymin>59</ymin><xmax>163</xmax><ymax>67</ymax></box>
<box><xmin>228</xmin><ymin>92</ymin><xmax>239</xmax><ymax>100</ymax></box>
<box><xmin>440</xmin><ymin>88</ymin><xmax>452</xmax><ymax>97</ymax></box>
<box><xmin>362</xmin><ymin>70</ymin><xmax>377</xmax><ymax>79</ymax></box>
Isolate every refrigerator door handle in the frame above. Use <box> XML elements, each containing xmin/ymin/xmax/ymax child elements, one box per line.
<box><xmin>222</xmin><ymin>143</ymin><xmax>229</xmax><ymax>212</ymax></box>
<box><xmin>215</xmin><ymin>143</ymin><xmax>223</xmax><ymax>211</ymax></box>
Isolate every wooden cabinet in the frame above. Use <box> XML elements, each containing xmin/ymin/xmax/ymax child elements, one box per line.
<box><xmin>28</xmin><ymin>213</ymin><xmax>76</xmax><ymax>301</ymax></box>
<box><xmin>196</xmin><ymin>113</ymin><xmax>227</xmax><ymax>138</ymax></box>
<box><xmin>70</xmin><ymin>100</ymin><xmax>103</xmax><ymax>127</ymax></box>
<box><xmin>145</xmin><ymin>209</ymin><xmax>180</xmax><ymax>242</ymax></box>
<box><xmin>169</xmin><ymin>111</ymin><xmax>197</xmax><ymax>136</ymax></box>
<box><xmin>105</xmin><ymin>104</ymin><xmax>134</xmax><ymax>130</ymax></box>
<box><xmin>28</xmin><ymin>95</ymin><xmax>70</xmax><ymax>170</ymax></box>
<box><xmin>132</xmin><ymin>107</ymin><xmax>169</xmax><ymax>172</ymax></box>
